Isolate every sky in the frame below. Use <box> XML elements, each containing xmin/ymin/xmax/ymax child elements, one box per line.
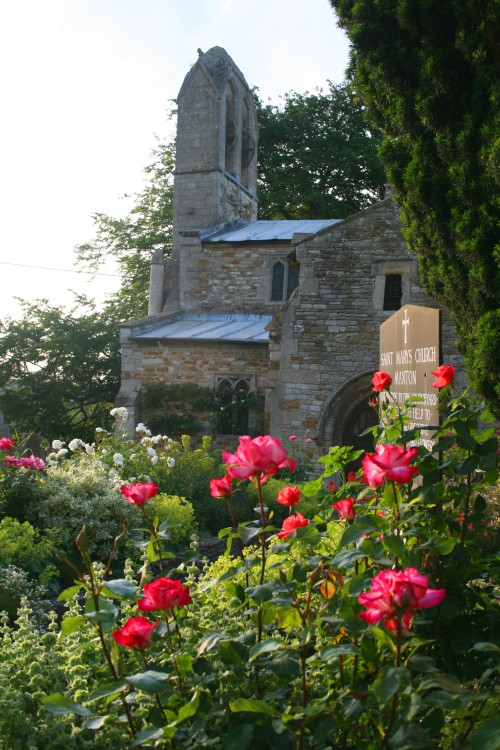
<box><xmin>0</xmin><ymin>0</ymin><xmax>350</xmax><ymax>322</ymax></box>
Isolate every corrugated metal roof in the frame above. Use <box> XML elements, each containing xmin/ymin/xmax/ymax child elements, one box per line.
<box><xmin>203</xmin><ymin>219</ymin><xmax>340</xmax><ymax>243</ymax></box>
<box><xmin>132</xmin><ymin>313</ymin><xmax>272</xmax><ymax>343</ymax></box>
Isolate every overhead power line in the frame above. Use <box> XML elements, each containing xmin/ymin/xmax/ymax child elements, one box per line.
<box><xmin>0</xmin><ymin>261</ymin><xmax>120</xmax><ymax>277</ymax></box>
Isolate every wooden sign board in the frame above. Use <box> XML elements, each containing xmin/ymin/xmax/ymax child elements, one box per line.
<box><xmin>379</xmin><ymin>305</ymin><xmax>441</xmax><ymax>450</ymax></box>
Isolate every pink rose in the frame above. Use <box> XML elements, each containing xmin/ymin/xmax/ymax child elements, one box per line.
<box><xmin>371</xmin><ymin>371</ymin><xmax>392</xmax><ymax>392</ymax></box>
<box><xmin>332</xmin><ymin>497</ymin><xmax>356</xmax><ymax>521</ymax></box>
<box><xmin>358</xmin><ymin>568</ymin><xmax>446</xmax><ymax>631</ymax></box>
<box><xmin>138</xmin><ymin>577</ymin><xmax>192</xmax><ymax>612</ymax></box>
<box><xmin>120</xmin><ymin>482</ymin><xmax>158</xmax><ymax>506</ymax></box>
<box><xmin>112</xmin><ymin>616</ymin><xmax>159</xmax><ymax>649</ymax></box>
<box><xmin>222</xmin><ymin>435</ymin><xmax>297</xmax><ymax>482</ymax></box>
<box><xmin>277</xmin><ymin>512</ymin><xmax>309</xmax><ymax>539</ymax></box>
<box><xmin>276</xmin><ymin>485</ymin><xmax>301</xmax><ymax>506</ymax></box>
<box><xmin>362</xmin><ymin>444</ymin><xmax>419</xmax><ymax>487</ymax></box>
<box><xmin>210</xmin><ymin>475</ymin><xmax>233</xmax><ymax>497</ymax></box>
<box><xmin>432</xmin><ymin>365</ymin><xmax>455</xmax><ymax>388</ymax></box>
<box><xmin>6</xmin><ymin>455</ymin><xmax>45</xmax><ymax>471</ymax></box>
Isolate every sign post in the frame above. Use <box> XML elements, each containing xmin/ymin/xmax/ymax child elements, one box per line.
<box><xmin>379</xmin><ymin>305</ymin><xmax>441</xmax><ymax>450</ymax></box>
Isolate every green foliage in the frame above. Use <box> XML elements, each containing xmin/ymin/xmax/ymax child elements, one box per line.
<box><xmin>0</xmin><ymin>386</ymin><xmax>497</xmax><ymax>749</ymax></box>
<box><xmin>165</xmin><ymin>436</ymin><xmax>256</xmax><ymax>534</ymax></box>
<box><xmin>148</xmin><ymin>493</ymin><xmax>197</xmax><ymax>544</ymax></box>
<box><xmin>0</xmin><ymin>517</ymin><xmax>58</xmax><ymax>586</ymax></box>
<box><xmin>256</xmin><ymin>81</ymin><xmax>386</xmax><ymax>219</ymax></box>
<box><xmin>331</xmin><ymin>0</ymin><xmax>500</xmax><ymax>415</ymax></box>
<box><xmin>26</xmin><ymin>458</ymin><xmax>136</xmax><ymax>562</ymax></box>
<box><xmin>75</xmin><ymin>133</ymin><xmax>175</xmax><ymax>322</ymax></box>
<box><xmin>0</xmin><ymin>298</ymin><xmax>120</xmax><ymax>443</ymax></box>
<box><xmin>142</xmin><ymin>381</ymin><xmax>266</xmax><ymax>439</ymax></box>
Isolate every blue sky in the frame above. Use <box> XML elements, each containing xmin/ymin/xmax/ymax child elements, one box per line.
<box><xmin>0</xmin><ymin>0</ymin><xmax>349</xmax><ymax>320</ymax></box>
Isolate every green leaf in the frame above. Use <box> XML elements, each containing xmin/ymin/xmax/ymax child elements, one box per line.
<box><xmin>419</xmin><ymin>673</ymin><xmax>468</xmax><ymax>694</ymax></box>
<box><xmin>290</xmin><ymin>524</ymin><xmax>321</xmax><ymax>546</ymax></box>
<box><xmin>471</xmin><ymin>642</ymin><xmax>500</xmax><ymax>654</ymax></box>
<box><xmin>246</xmin><ymin>582</ymin><xmax>278</xmax><ymax>604</ymax></box>
<box><xmin>331</xmin><ymin>548</ymin><xmax>367</xmax><ymax>569</ymax></box>
<box><xmin>57</xmin><ymin>584</ymin><xmax>83</xmax><ymax>601</ymax></box>
<box><xmin>463</xmin><ymin>718</ymin><xmax>500</xmax><ymax>750</ymax></box>
<box><xmin>87</xmin><ymin>717</ymin><xmax>106</xmax><ymax>730</ymax></box>
<box><xmin>340</xmin><ymin>515</ymin><xmax>385</xmax><ymax>546</ymax></box>
<box><xmin>126</xmin><ymin>670</ymin><xmax>170</xmax><ymax>693</ymax></box>
<box><xmin>382</xmin><ymin>534</ymin><xmax>407</xmax><ymax>558</ymax></box>
<box><xmin>229</xmin><ymin>698</ymin><xmax>280</xmax><ymax>717</ymax></box>
<box><xmin>275</xmin><ymin>605</ymin><xmax>303</xmax><ymax>629</ymax></box>
<box><xmin>219</xmin><ymin>639</ymin><xmax>248</xmax><ymax>666</ymax></box>
<box><xmin>86</xmin><ymin>681</ymin><xmax>127</xmax><ymax>703</ymax></box>
<box><xmin>266</xmin><ymin>650</ymin><xmax>301</xmax><ymax>677</ymax></box>
<box><xmin>372</xmin><ymin>666</ymin><xmax>410</xmax><ymax>706</ymax></box>
<box><xmin>238</xmin><ymin>523</ymin><xmax>261</xmax><ymax>544</ymax></box>
<box><xmin>175</xmin><ymin>693</ymin><xmax>200</xmax><ymax>724</ymax></box>
<box><xmin>42</xmin><ymin>693</ymin><xmax>91</xmax><ymax>717</ymax></box>
<box><xmin>131</xmin><ymin>728</ymin><xmax>165</xmax><ymax>747</ymax></box>
<box><xmin>249</xmin><ymin>638</ymin><xmax>283</xmax><ymax>662</ymax></box>
<box><xmin>417</xmin><ymin>536</ymin><xmax>456</xmax><ymax>555</ymax></box>
<box><xmin>222</xmin><ymin>723</ymin><xmax>255</xmax><ymax>750</ymax></box>
<box><xmin>196</xmin><ymin>632</ymin><xmax>229</xmax><ymax>656</ymax></box>
<box><xmin>59</xmin><ymin>615</ymin><xmax>87</xmax><ymax>639</ymax></box>
<box><xmin>101</xmin><ymin>578</ymin><xmax>137</xmax><ymax>601</ymax></box>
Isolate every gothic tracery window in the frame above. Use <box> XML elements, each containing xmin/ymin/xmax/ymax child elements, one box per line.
<box><xmin>216</xmin><ymin>376</ymin><xmax>251</xmax><ymax>434</ymax></box>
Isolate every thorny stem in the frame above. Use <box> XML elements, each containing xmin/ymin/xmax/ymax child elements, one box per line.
<box><xmin>382</xmin><ymin>615</ymin><xmax>403</xmax><ymax>746</ymax></box>
<box><xmin>164</xmin><ymin>615</ymin><xmax>184</xmax><ymax>693</ymax></box>
<box><xmin>76</xmin><ymin>533</ymin><xmax>137</xmax><ymax>739</ymax></box>
<box><xmin>140</xmin><ymin>505</ymin><xmax>164</xmax><ymax>569</ymax></box>
<box><xmin>140</xmin><ymin>652</ymin><xmax>169</xmax><ymax>726</ymax></box>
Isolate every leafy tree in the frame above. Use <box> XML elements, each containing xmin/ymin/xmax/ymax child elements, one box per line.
<box><xmin>331</xmin><ymin>0</ymin><xmax>500</xmax><ymax>414</ymax></box>
<box><xmin>0</xmin><ymin>298</ymin><xmax>120</xmax><ymax>443</ymax></box>
<box><xmin>75</xmin><ymin>134</ymin><xmax>175</xmax><ymax>322</ymax></box>
<box><xmin>255</xmin><ymin>81</ymin><xmax>386</xmax><ymax>219</ymax></box>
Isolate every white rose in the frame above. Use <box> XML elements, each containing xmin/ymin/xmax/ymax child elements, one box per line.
<box><xmin>52</xmin><ymin>439</ymin><xmax>64</xmax><ymax>450</ymax></box>
<box><xmin>167</xmin><ymin>457</ymin><xmax>176</xmax><ymax>468</ymax></box>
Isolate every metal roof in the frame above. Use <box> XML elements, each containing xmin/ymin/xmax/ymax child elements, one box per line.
<box><xmin>203</xmin><ymin>219</ymin><xmax>340</xmax><ymax>243</ymax></box>
<box><xmin>132</xmin><ymin>313</ymin><xmax>272</xmax><ymax>343</ymax></box>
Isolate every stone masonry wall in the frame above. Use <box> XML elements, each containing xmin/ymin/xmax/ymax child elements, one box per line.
<box><xmin>178</xmin><ymin>238</ymin><xmax>295</xmax><ymax>314</ymax></box>
<box><xmin>268</xmin><ymin>199</ymin><xmax>463</xmax><ymax>456</ymax></box>
<box><xmin>118</xmin><ymin>333</ymin><xmax>269</xmax><ymax>433</ymax></box>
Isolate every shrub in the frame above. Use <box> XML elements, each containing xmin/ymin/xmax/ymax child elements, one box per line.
<box><xmin>0</xmin><ymin>517</ymin><xmax>59</xmax><ymax>587</ymax></box>
<box><xmin>147</xmin><ymin>493</ymin><xmax>197</xmax><ymax>544</ymax></box>
<box><xmin>26</xmin><ymin>458</ymin><xmax>136</xmax><ymax>561</ymax></box>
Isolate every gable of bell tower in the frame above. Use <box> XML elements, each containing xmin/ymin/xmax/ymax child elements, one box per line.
<box><xmin>173</xmin><ymin>46</ymin><xmax>258</xmax><ymax>234</ymax></box>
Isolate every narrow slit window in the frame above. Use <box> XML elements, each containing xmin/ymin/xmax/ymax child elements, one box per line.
<box><xmin>271</xmin><ymin>260</ymin><xmax>299</xmax><ymax>301</ymax></box>
<box><xmin>383</xmin><ymin>274</ymin><xmax>402</xmax><ymax>311</ymax></box>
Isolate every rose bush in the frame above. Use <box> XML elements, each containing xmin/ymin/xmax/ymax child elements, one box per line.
<box><xmin>0</xmin><ymin>373</ymin><xmax>498</xmax><ymax>749</ymax></box>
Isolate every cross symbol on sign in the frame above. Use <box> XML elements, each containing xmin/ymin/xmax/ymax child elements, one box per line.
<box><xmin>402</xmin><ymin>309</ymin><xmax>410</xmax><ymax>344</ymax></box>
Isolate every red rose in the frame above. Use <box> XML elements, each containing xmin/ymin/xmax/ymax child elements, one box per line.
<box><xmin>120</xmin><ymin>482</ymin><xmax>158</xmax><ymax>506</ymax></box>
<box><xmin>0</xmin><ymin>438</ymin><xmax>16</xmax><ymax>451</ymax></box>
<box><xmin>276</xmin><ymin>485</ymin><xmax>301</xmax><ymax>506</ymax></box>
<box><xmin>277</xmin><ymin>512</ymin><xmax>309</xmax><ymax>539</ymax></box>
<box><xmin>362</xmin><ymin>444</ymin><xmax>419</xmax><ymax>488</ymax></box>
<box><xmin>112</xmin><ymin>616</ymin><xmax>159</xmax><ymax>649</ymax></box>
<box><xmin>210</xmin><ymin>475</ymin><xmax>232</xmax><ymax>497</ymax></box>
<box><xmin>137</xmin><ymin>577</ymin><xmax>192</xmax><ymax>612</ymax></box>
<box><xmin>432</xmin><ymin>365</ymin><xmax>455</xmax><ymax>388</ymax></box>
<box><xmin>332</xmin><ymin>497</ymin><xmax>356</xmax><ymax>521</ymax></box>
<box><xmin>371</xmin><ymin>371</ymin><xmax>392</xmax><ymax>392</ymax></box>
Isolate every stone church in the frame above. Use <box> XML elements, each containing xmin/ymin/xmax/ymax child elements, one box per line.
<box><xmin>117</xmin><ymin>47</ymin><xmax>462</xmax><ymax>457</ymax></box>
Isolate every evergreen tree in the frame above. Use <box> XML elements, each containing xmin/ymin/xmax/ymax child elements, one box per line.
<box><xmin>331</xmin><ymin>0</ymin><xmax>500</xmax><ymax>414</ymax></box>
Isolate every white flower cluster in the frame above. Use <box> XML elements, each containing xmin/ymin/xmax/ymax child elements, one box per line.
<box><xmin>68</xmin><ymin>438</ymin><xmax>85</xmax><ymax>452</ymax></box>
<box><xmin>135</xmin><ymin>422</ymin><xmax>151</xmax><ymax>436</ymax></box>
<box><xmin>113</xmin><ymin>452</ymin><xmax>124</xmax><ymax>467</ymax></box>
<box><xmin>110</xmin><ymin>407</ymin><xmax>129</xmax><ymax>419</ymax></box>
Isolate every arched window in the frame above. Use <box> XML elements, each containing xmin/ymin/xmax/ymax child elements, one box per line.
<box><xmin>216</xmin><ymin>376</ymin><xmax>250</xmax><ymax>434</ymax></box>
<box><xmin>224</xmin><ymin>82</ymin><xmax>238</xmax><ymax>176</ymax></box>
<box><xmin>271</xmin><ymin>260</ymin><xmax>299</xmax><ymax>301</ymax></box>
<box><xmin>241</xmin><ymin>98</ymin><xmax>255</xmax><ymax>188</ymax></box>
